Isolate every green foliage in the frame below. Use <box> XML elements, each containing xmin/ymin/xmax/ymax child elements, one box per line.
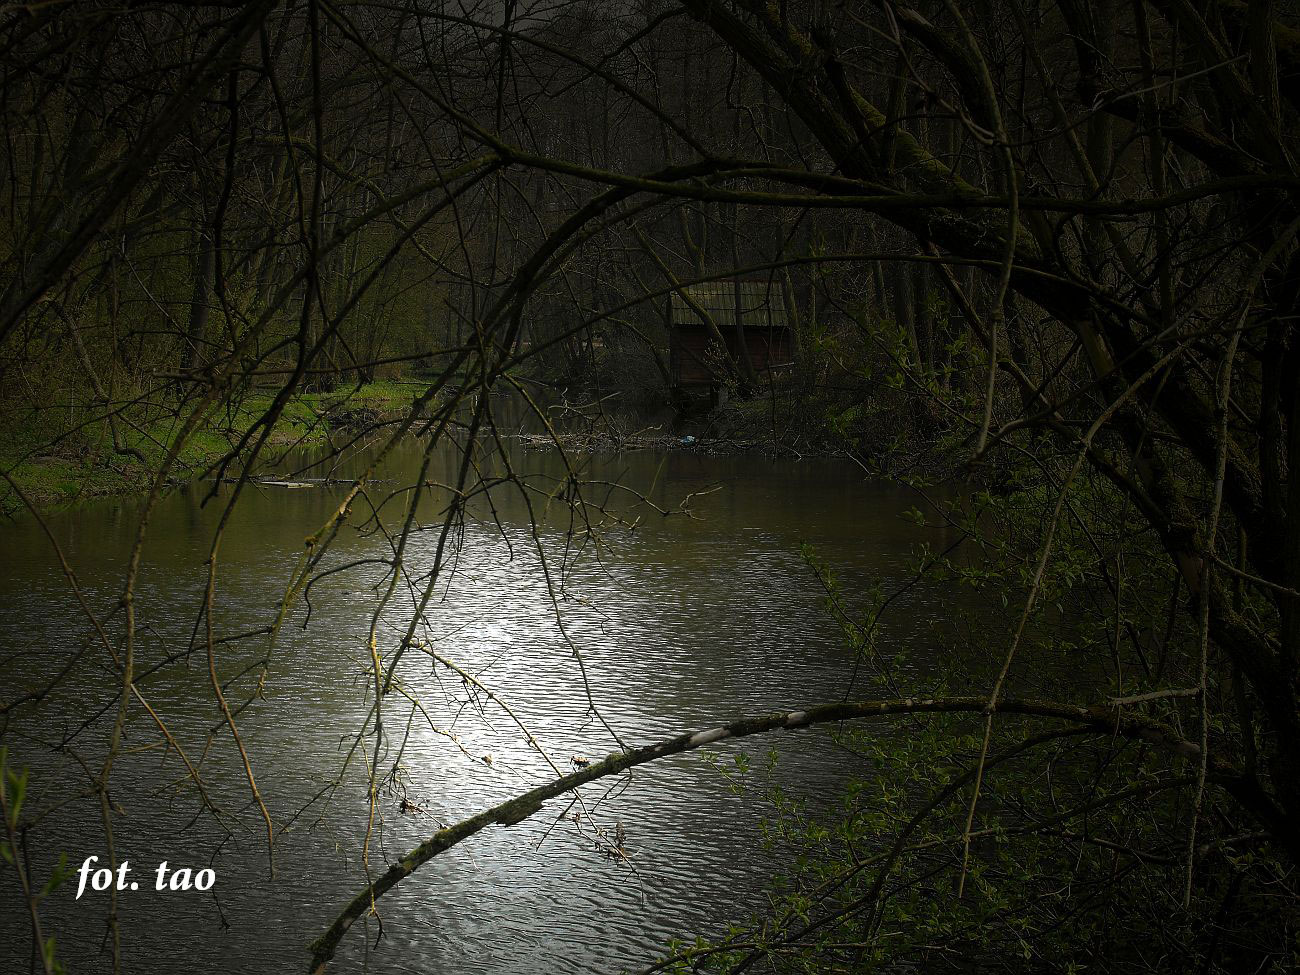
<box><xmin>0</xmin><ymin>748</ymin><xmax>69</xmax><ymax>975</ymax></box>
<box><xmin>667</xmin><ymin>443</ymin><xmax>1298</xmax><ymax>973</ymax></box>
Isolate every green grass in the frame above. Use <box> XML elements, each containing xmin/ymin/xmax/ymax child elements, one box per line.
<box><xmin>0</xmin><ymin>381</ymin><xmax>420</xmax><ymax>516</ymax></box>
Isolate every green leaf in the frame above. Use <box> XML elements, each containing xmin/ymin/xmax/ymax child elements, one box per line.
<box><xmin>8</xmin><ymin>766</ymin><xmax>27</xmax><ymax>822</ymax></box>
<box><xmin>40</xmin><ymin>852</ymin><xmax>70</xmax><ymax>897</ymax></box>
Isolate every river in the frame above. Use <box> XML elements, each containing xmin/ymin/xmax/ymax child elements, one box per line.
<box><xmin>0</xmin><ymin>433</ymin><xmax>963</xmax><ymax>974</ymax></box>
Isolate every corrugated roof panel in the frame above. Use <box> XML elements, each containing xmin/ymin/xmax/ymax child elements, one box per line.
<box><xmin>668</xmin><ymin>280</ymin><xmax>787</xmax><ymax>327</ymax></box>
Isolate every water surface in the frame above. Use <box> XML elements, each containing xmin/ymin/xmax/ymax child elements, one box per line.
<box><xmin>0</xmin><ymin>437</ymin><xmax>962</xmax><ymax>973</ymax></box>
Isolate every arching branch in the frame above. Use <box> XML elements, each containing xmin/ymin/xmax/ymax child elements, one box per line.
<box><xmin>307</xmin><ymin>693</ymin><xmax>1270</xmax><ymax>972</ymax></box>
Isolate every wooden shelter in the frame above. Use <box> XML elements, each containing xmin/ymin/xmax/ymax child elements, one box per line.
<box><xmin>667</xmin><ymin>280</ymin><xmax>792</xmax><ymax>388</ymax></box>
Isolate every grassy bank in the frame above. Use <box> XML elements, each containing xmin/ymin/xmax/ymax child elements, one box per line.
<box><xmin>0</xmin><ymin>380</ymin><xmax>421</xmax><ymax>516</ymax></box>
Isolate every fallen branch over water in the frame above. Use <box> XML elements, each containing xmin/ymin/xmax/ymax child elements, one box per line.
<box><xmin>307</xmin><ymin>695</ymin><xmax>1272</xmax><ymax>973</ymax></box>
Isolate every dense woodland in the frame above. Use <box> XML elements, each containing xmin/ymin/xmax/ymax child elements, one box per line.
<box><xmin>2</xmin><ymin>0</ymin><xmax>1299</xmax><ymax>972</ymax></box>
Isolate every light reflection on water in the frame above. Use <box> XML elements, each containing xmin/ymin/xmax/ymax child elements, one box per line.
<box><xmin>0</xmin><ymin>438</ymin><xmax>961</xmax><ymax>973</ymax></box>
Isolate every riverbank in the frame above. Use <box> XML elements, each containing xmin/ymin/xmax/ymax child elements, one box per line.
<box><xmin>522</xmin><ymin>384</ymin><xmax>963</xmax><ymax>477</ymax></box>
<box><xmin>2</xmin><ymin>378</ymin><xmax>961</xmax><ymax>517</ymax></box>
<box><xmin>0</xmin><ymin>380</ymin><xmax>420</xmax><ymax>517</ymax></box>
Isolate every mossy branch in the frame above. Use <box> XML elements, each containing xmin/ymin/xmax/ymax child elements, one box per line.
<box><xmin>307</xmin><ymin>694</ymin><xmax>1253</xmax><ymax>972</ymax></box>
